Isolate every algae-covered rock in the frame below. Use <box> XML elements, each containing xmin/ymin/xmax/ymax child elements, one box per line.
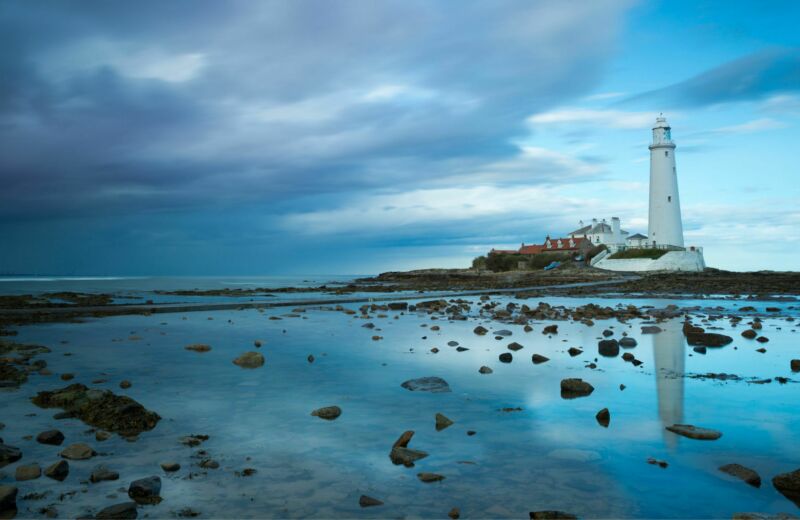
<box><xmin>31</xmin><ymin>384</ymin><xmax>160</xmax><ymax>436</ymax></box>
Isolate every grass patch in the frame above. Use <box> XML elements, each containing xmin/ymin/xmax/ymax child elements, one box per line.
<box><xmin>608</xmin><ymin>248</ymin><xmax>668</xmax><ymax>260</ymax></box>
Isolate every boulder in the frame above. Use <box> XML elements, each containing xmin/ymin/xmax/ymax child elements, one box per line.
<box><xmin>641</xmin><ymin>326</ymin><xmax>662</xmax><ymax>334</ymax></box>
<box><xmin>96</xmin><ymin>502</ymin><xmax>138</xmax><ymax>519</ymax></box>
<box><xmin>665</xmin><ymin>424</ymin><xmax>722</xmax><ymax>440</ymax></box>
<box><xmin>449</xmin><ymin>507</ymin><xmax>460</xmax><ymax>519</ymax></box>
<box><xmin>560</xmin><ymin>378</ymin><xmax>594</xmax><ymax>399</ymax></box>
<box><xmin>0</xmin><ymin>443</ymin><xmax>22</xmax><ymax>468</ymax></box>
<box><xmin>499</xmin><ymin>353</ymin><xmax>513</xmax><ymax>363</ymax></box>
<box><xmin>61</xmin><ymin>443</ymin><xmax>96</xmax><ymax>460</ymax></box>
<box><xmin>387</xmin><ymin>302</ymin><xmax>408</xmax><ymax>311</ymax></box>
<box><xmin>0</xmin><ymin>485</ymin><xmax>17</xmax><ymax>514</ymax></box>
<box><xmin>773</xmin><ymin>468</ymin><xmax>800</xmax><ymax>507</ymax></box>
<box><xmin>507</xmin><ymin>342</ymin><xmax>524</xmax><ymax>351</ymax></box>
<box><xmin>160</xmin><ymin>462</ymin><xmax>180</xmax><ymax>472</ymax></box>
<box><xmin>15</xmin><ymin>463</ymin><xmax>41</xmax><ymax>481</ymax></box>
<box><xmin>31</xmin><ymin>384</ymin><xmax>160</xmax><ymax>436</ymax></box>
<box><xmin>96</xmin><ymin>431</ymin><xmax>112</xmax><ymax>442</ymax></box>
<box><xmin>685</xmin><ymin>332</ymin><xmax>733</xmax><ymax>347</ymax></box>
<box><xmin>791</xmin><ymin>360</ymin><xmax>800</xmax><ymax>372</ymax></box>
<box><xmin>389</xmin><ymin>431</ymin><xmax>428</xmax><ymax>467</ymax></box>
<box><xmin>184</xmin><ymin>344</ymin><xmax>211</xmax><ymax>353</ymax></box>
<box><xmin>401</xmin><ymin>377</ymin><xmax>451</xmax><ymax>393</ymax></box>
<box><xmin>619</xmin><ymin>337</ymin><xmax>637</xmax><ymax>348</ymax></box>
<box><xmin>622</xmin><ymin>352</ymin><xmax>635</xmax><ymax>362</ymax></box>
<box><xmin>531</xmin><ymin>354</ymin><xmax>550</xmax><ymax>364</ymax></box>
<box><xmin>120</xmin><ymin>380</ymin><xmax>132</xmax><ymax>389</ymax></box>
<box><xmin>311</xmin><ymin>406</ymin><xmax>342</xmax><ymax>420</ymax></box>
<box><xmin>90</xmin><ymin>465</ymin><xmax>120</xmax><ymax>483</ymax></box>
<box><xmin>542</xmin><ymin>325</ymin><xmax>558</xmax><ymax>335</ymax></box>
<box><xmin>36</xmin><ymin>429</ymin><xmax>65</xmax><ymax>446</ymax></box>
<box><xmin>44</xmin><ymin>460</ymin><xmax>69</xmax><ymax>481</ymax></box>
<box><xmin>595</xmin><ymin>408</ymin><xmax>610</xmax><ymax>427</ymax></box>
<box><xmin>741</xmin><ymin>329</ymin><xmax>757</xmax><ymax>339</ymax></box>
<box><xmin>359</xmin><ymin>495</ymin><xmax>384</xmax><ymax>507</ymax></box>
<box><xmin>495</xmin><ymin>330</ymin><xmax>513</xmax><ymax>337</ymax></box>
<box><xmin>128</xmin><ymin>476</ymin><xmax>162</xmax><ymax>505</ymax></box>
<box><xmin>719</xmin><ymin>463</ymin><xmax>761</xmax><ymax>487</ymax></box>
<box><xmin>417</xmin><ymin>472</ymin><xmax>445</xmax><ymax>483</ymax></box>
<box><xmin>478</xmin><ymin>366</ymin><xmax>493</xmax><ymax>374</ymax></box>
<box><xmin>232</xmin><ymin>351</ymin><xmax>264</xmax><ymax>368</ymax></box>
<box><xmin>435</xmin><ymin>413</ymin><xmax>454</xmax><ymax>431</ymax></box>
<box><xmin>598</xmin><ymin>339</ymin><xmax>619</xmax><ymax>357</ymax></box>
<box><xmin>567</xmin><ymin>347</ymin><xmax>582</xmax><ymax>357</ymax></box>
<box><xmin>473</xmin><ymin>326</ymin><xmax>488</xmax><ymax>335</ymax></box>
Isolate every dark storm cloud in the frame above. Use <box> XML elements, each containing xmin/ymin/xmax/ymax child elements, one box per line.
<box><xmin>623</xmin><ymin>47</ymin><xmax>800</xmax><ymax>108</ymax></box>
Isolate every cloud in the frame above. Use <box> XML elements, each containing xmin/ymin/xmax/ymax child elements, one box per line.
<box><xmin>624</xmin><ymin>47</ymin><xmax>800</xmax><ymax>108</ymax></box>
<box><xmin>527</xmin><ymin>108</ymin><xmax>656</xmax><ymax>129</ymax></box>
<box><xmin>711</xmin><ymin>117</ymin><xmax>787</xmax><ymax>134</ymax></box>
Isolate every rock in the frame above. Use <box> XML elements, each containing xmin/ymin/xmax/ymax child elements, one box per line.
<box><xmin>96</xmin><ymin>502</ymin><xmax>138</xmax><ymax>519</ymax></box>
<box><xmin>311</xmin><ymin>406</ymin><xmax>342</xmax><ymax>420</ymax></box>
<box><xmin>0</xmin><ymin>485</ymin><xmax>17</xmax><ymax>514</ymax></box>
<box><xmin>401</xmin><ymin>376</ymin><xmax>451</xmax><ymax>393</ymax></box>
<box><xmin>36</xmin><ymin>429</ymin><xmax>65</xmax><ymax>446</ymax></box>
<box><xmin>232</xmin><ymin>351</ymin><xmax>264</xmax><ymax>368</ymax></box>
<box><xmin>0</xmin><ymin>443</ymin><xmax>22</xmax><ymax>468</ymax></box>
<box><xmin>473</xmin><ymin>326</ymin><xmax>488</xmax><ymax>335</ymax></box>
<box><xmin>542</xmin><ymin>325</ymin><xmax>558</xmax><ymax>335</ymax></box>
<box><xmin>619</xmin><ymin>337</ymin><xmax>637</xmax><ymax>348</ymax></box>
<box><xmin>622</xmin><ymin>352</ymin><xmax>635</xmax><ymax>362</ymax></box>
<box><xmin>756</xmin><ymin>348</ymin><xmax>767</xmax><ymax>353</ymax></box>
<box><xmin>61</xmin><ymin>373</ymin><xmax>75</xmax><ymax>381</ymax></box>
<box><xmin>602</xmin><ymin>329</ymin><xmax>613</xmax><ymax>337</ymax></box>
<box><xmin>773</xmin><ymin>468</ymin><xmax>800</xmax><ymax>507</ymax></box>
<box><xmin>595</xmin><ymin>408</ymin><xmax>610</xmax><ymax>427</ymax></box>
<box><xmin>44</xmin><ymin>460</ymin><xmax>69</xmax><ymax>481</ymax></box>
<box><xmin>741</xmin><ymin>329</ymin><xmax>757</xmax><ymax>339</ymax></box>
<box><xmin>499</xmin><ymin>353</ymin><xmax>513</xmax><ymax>363</ymax></box>
<box><xmin>91</xmin><ymin>465</ymin><xmax>120</xmax><ymax>483</ymax></box>
<box><xmin>431</xmin><ymin>348</ymin><xmax>439</xmax><ymax>353</ymax></box>
<box><xmin>254</xmin><ymin>339</ymin><xmax>263</xmax><ymax>347</ymax></box>
<box><xmin>641</xmin><ymin>326</ymin><xmax>662</xmax><ymax>334</ymax></box>
<box><xmin>693</xmin><ymin>346</ymin><xmax>707</xmax><ymax>354</ymax></box>
<box><xmin>507</xmin><ymin>342</ymin><xmax>524</xmax><ymax>351</ymax></box>
<box><xmin>180</xmin><ymin>434</ymin><xmax>208</xmax><ymax>447</ymax></box>
<box><xmin>792</xmin><ymin>360</ymin><xmax>800</xmax><ymax>372</ymax></box>
<box><xmin>160</xmin><ymin>462</ymin><xmax>180</xmax><ymax>472</ymax></box>
<box><xmin>417</xmin><ymin>472</ymin><xmax>445</xmax><ymax>483</ymax></box>
<box><xmin>119</xmin><ymin>380</ymin><xmax>132</xmax><ymax>389</ymax></box>
<box><xmin>392</xmin><ymin>431</ymin><xmax>414</xmax><ymax>449</ymax></box>
<box><xmin>524</xmin><ymin>325</ymin><xmax>533</xmax><ymax>332</ymax></box>
<box><xmin>756</xmin><ymin>336</ymin><xmax>769</xmax><ymax>343</ymax></box>
<box><xmin>359</xmin><ymin>495</ymin><xmax>384</xmax><ymax>507</ymax></box>
<box><xmin>31</xmin><ymin>383</ymin><xmax>160</xmax><ymax>436</ymax></box>
<box><xmin>199</xmin><ymin>459</ymin><xmax>219</xmax><ymax>469</ymax></box>
<box><xmin>388</xmin><ymin>302</ymin><xmax>408</xmax><ymax>310</ymax></box>
<box><xmin>96</xmin><ymin>431</ymin><xmax>112</xmax><ymax>442</ymax></box>
<box><xmin>719</xmin><ymin>463</ymin><xmax>761</xmax><ymax>487</ymax></box>
<box><xmin>665</xmin><ymin>424</ymin><xmax>722</xmax><ymax>440</ymax></box>
<box><xmin>567</xmin><ymin>347</ymin><xmax>582</xmax><ymax>357</ymax></box>
<box><xmin>60</xmin><ymin>443</ymin><xmax>96</xmax><ymax>460</ymax></box>
<box><xmin>447</xmin><ymin>341</ymin><xmax>459</xmax><ymax>347</ymax></box>
<box><xmin>448</xmin><ymin>507</ymin><xmax>460</xmax><ymax>519</ymax></box>
<box><xmin>560</xmin><ymin>378</ymin><xmax>594</xmax><ymax>399</ymax></box>
<box><xmin>479</xmin><ymin>366</ymin><xmax>493</xmax><ymax>374</ymax></box>
<box><xmin>647</xmin><ymin>457</ymin><xmax>668</xmax><ymax>468</ymax></box>
<box><xmin>15</xmin><ymin>463</ymin><xmax>41</xmax><ymax>481</ymax></box>
<box><xmin>598</xmin><ymin>339</ymin><xmax>619</xmax><ymax>357</ymax></box>
<box><xmin>529</xmin><ymin>511</ymin><xmax>577</xmax><ymax>519</ymax></box>
<box><xmin>184</xmin><ymin>344</ymin><xmax>211</xmax><ymax>353</ymax></box>
<box><xmin>389</xmin><ymin>431</ymin><xmax>428</xmax><ymax>466</ymax></box>
<box><xmin>435</xmin><ymin>413</ymin><xmax>454</xmax><ymax>431</ymax></box>
<box><xmin>732</xmin><ymin>514</ymin><xmax>799</xmax><ymax>520</ymax></box>
<box><xmin>128</xmin><ymin>476</ymin><xmax>162</xmax><ymax>505</ymax></box>
<box><xmin>456</xmin><ymin>346</ymin><xmax>469</xmax><ymax>352</ymax></box>
<box><xmin>307</xmin><ymin>354</ymin><xmax>315</xmax><ymax>363</ymax></box>
<box><xmin>531</xmin><ymin>354</ymin><xmax>550</xmax><ymax>364</ymax></box>
<box><xmin>685</xmin><ymin>332</ymin><xmax>733</xmax><ymax>347</ymax></box>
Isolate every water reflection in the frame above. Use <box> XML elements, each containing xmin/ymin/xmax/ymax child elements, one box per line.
<box><xmin>652</xmin><ymin>320</ymin><xmax>685</xmax><ymax>448</ymax></box>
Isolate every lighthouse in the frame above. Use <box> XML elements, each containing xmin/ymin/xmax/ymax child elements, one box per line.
<box><xmin>648</xmin><ymin>116</ymin><xmax>684</xmax><ymax>248</ymax></box>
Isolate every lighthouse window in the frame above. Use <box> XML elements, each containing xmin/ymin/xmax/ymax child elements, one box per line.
<box><xmin>665</xmin><ymin>151</ymin><xmax>669</xmax><ymax>157</ymax></box>
<box><xmin>668</xmin><ymin>196</ymin><xmax>672</xmax><ymax>202</ymax></box>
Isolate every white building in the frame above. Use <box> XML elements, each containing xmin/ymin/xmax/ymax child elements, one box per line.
<box><xmin>569</xmin><ymin>217</ymin><xmax>628</xmax><ymax>246</ymax></box>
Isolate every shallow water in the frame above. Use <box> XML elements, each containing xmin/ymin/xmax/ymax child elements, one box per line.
<box><xmin>2</xmin><ymin>295</ymin><xmax>799</xmax><ymax>518</ymax></box>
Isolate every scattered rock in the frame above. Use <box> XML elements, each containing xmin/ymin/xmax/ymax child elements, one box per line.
<box><xmin>96</xmin><ymin>502</ymin><xmax>138</xmax><ymax>519</ymax></box>
<box><xmin>160</xmin><ymin>462</ymin><xmax>180</xmax><ymax>472</ymax></box>
<box><xmin>199</xmin><ymin>459</ymin><xmax>219</xmax><ymax>469</ymax></box>
<box><xmin>119</xmin><ymin>380</ymin><xmax>132</xmax><ymax>389</ymax></box>
<box><xmin>499</xmin><ymin>353</ymin><xmax>513</xmax><ymax>363</ymax></box>
<box><xmin>435</xmin><ymin>413</ymin><xmax>454</xmax><ymax>431</ymax></box>
<box><xmin>495</xmin><ymin>329</ymin><xmax>513</xmax><ymax>337</ymax></box>
<box><xmin>732</xmin><ymin>514</ymin><xmax>799</xmax><ymax>520</ymax></box>
<box><xmin>560</xmin><ymin>378</ymin><xmax>594</xmax><ymax>399</ymax></box>
<box><xmin>232</xmin><ymin>351</ymin><xmax>265</xmax><ymax>368</ymax></box>
<box><xmin>773</xmin><ymin>468</ymin><xmax>800</xmax><ymax>507</ymax></box>
<box><xmin>90</xmin><ymin>465</ymin><xmax>120</xmax><ymax>483</ymax></box>
<box><xmin>478</xmin><ymin>366</ymin><xmax>493</xmax><ymax>374</ymax></box>
<box><xmin>756</xmin><ymin>348</ymin><xmax>767</xmax><ymax>353</ymax></box>
<box><xmin>311</xmin><ymin>406</ymin><xmax>342</xmax><ymax>420</ymax></box>
<box><xmin>0</xmin><ymin>443</ymin><xmax>22</xmax><ymax>468</ymax></box>
<box><xmin>693</xmin><ymin>346</ymin><xmax>707</xmax><ymax>355</ymax></box>
<box><xmin>417</xmin><ymin>472</ymin><xmax>445</xmax><ymax>483</ymax></box>
<box><xmin>184</xmin><ymin>344</ymin><xmax>211</xmax><ymax>353</ymax></box>
<box><xmin>389</xmin><ymin>431</ymin><xmax>428</xmax><ymax>467</ymax></box>
<box><xmin>15</xmin><ymin>464</ymin><xmax>41</xmax><ymax>481</ymax></box>
<box><xmin>473</xmin><ymin>326</ymin><xmax>488</xmax><ymax>335</ymax></box>
<box><xmin>448</xmin><ymin>507</ymin><xmax>460</xmax><ymax>519</ymax></box>
<box><xmin>719</xmin><ymin>463</ymin><xmax>761</xmax><ymax>487</ymax></box>
<box><xmin>619</xmin><ymin>337</ymin><xmax>637</xmax><ymax>348</ymax></box>
<box><xmin>598</xmin><ymin>339</ymin><xmax>619</xmax><ymax>357</ymax></box>
<box><xmin>595</xmin><ymin>408</ymin><xmax>610</xmax><ymax>427</ymax></box>
<box><xmin>529</xmin><ymin>511</ymin><xmax>577</xmax><ymax>519</ymax></box>
<box><xmin>647</xmin><ymin>457</ymin><xmax>668</xmax><ymax>468</ymax></box>
<box><xmin>179</xmin><ymin>434</ymin><xmax>208</xmax><ymax>447</ymax></box>
<box><xmin>60</xmin><ymin>373</ymin><xmax>75</xmax><ymax>381</ymax></box>
<box><xmin>128</xmin><ymin>476</ymin><xmax>162</xmax><ymax>505</ymax></box>
<box><xmin>542</xmin><ymin>325</ymin><xmax>558</xmax><ymax>335</ymax></box>
<box><xmin>665</xmin><ymin>424</ymin><xmax>722</xmax><ymax>440</ymax></box>
<box><xmin>741</xmin><ymin>329</ymin><xmax>757</xmax><ymax>339</ymax></box>
<box><xmin>60</xmin><ymin>443</ymin><xmax>96</xmax><ymax>460</ymax></box>
<box><xmin>641</xmin><ymin>326</ymin><xmax>662</xmax><ymax>334</ymax></box>
<box><xmin>401</xmin><ymin>377</ymin><xmax>451</xmax><ymax>393</ymax></box>
<box><xmin>447</xmin><ymin>341</ymin><xmax>459</xmax><ymax>347</ymax></box>
<box><xmin>531</xmin><ymin>354</ymin><xmax>550</xmax><ymax>364</ymax></box>
<box><xmin>756</xmin><ymin>336</ymin><xmax>769</xmax><ymax>343</ymax></box>
<box><xmin>685</xmin><ymin>332</ymin><xmax>733</xmax><ymax>347</ymax></box>
<box><xmin>307</xmin><ymin>354</ymin><xmax>315</xmax><ymax>363</ymax></box>
<box><xmin>96</xmin><ymin>431</ymin><xmax>112</xmax><ymax>442</ymax></box>
<box><xmin>792</xmin><ymin>360</ymin><xmax>800</xmax><ymax>372</ymax></box>
<box><xmin>0</xmin><ymin>485</ymin><xmax>18</xmax><ymax>514</ymax></box>
<box><xmin>456</xmin><ymin>346</ymin><xmax>469</xmax><ymax>352</ymax></box>
<box><xmin>44</xmin><ymin>460</ymin><xmax>69</xmax><ymax>481</ymax></box>
<box><xmin>359</xmin><ymin>495</ymin><xmax>384</xmax><ymax>507</ymax></box>
<box><xmin>31</xmin><ymin>383</ymin><xmax>160</xmax><ymax>436</ymax></box>
<box><xmin>567</xmin><ymin>347</ymin><xmax>583</xmax><ymax>357</ymax></box>
<box><xmin>36</xmin><ymin>430</ymin><xmax>65</xmax><ymax>446</ymax></box>
<box><xmin>622</xmin><ymin>352</ymin><xmax>635</xmax><ymax>362</ymax></box>
<box><xmin>507</xmin><ymin>342</ymin><xmax>524</xmax><ymax>351</ymax></box>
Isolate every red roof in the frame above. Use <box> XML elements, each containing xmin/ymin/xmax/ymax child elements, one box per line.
<box><xmin>518</xmin><ymin>244</ymin><xmax>544</xmax><ymax>255</ymax></box>
<box><xmin>543</xmin><ymin>237</ymin><xmax>586</xmax><ymax>251</ymax></box>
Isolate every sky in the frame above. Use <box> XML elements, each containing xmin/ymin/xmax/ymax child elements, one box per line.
<box><xmin>1</xmin><ymin>0</ymin><xmax>799</xmax><ymax>276</ymax></box>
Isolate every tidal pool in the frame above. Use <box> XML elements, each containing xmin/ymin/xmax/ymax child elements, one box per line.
<box><xmin>1</xmin><ymin>295</ymin><xmax>799</xmax><ymax>518</ymax></box>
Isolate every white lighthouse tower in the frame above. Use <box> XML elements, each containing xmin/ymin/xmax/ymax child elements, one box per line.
<box><xmin>648</xmin><ymin>115</ymin><xmax>684</xmax><ymax>248</ymax></box>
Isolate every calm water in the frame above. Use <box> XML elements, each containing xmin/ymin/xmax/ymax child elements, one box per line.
<box><xmin>2</xmin><ymin>293</ymin><xmax>799</xmax><ymax>518</ymax></box>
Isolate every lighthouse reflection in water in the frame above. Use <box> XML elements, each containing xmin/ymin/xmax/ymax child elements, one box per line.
<box><xmin>652</xmin><ymin>321</ymin><xmax>685</xmax><ymax>448</ymax></box>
